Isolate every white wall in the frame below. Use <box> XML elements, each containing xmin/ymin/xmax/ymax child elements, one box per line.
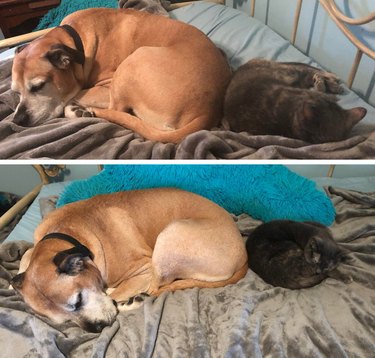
<box><xmin>0</xmin><ymin>165</ymin><xmax>100</xmax><ymax>196</ymax></box>
<box><xmin>226</xmin><ymin>0</ymin><xmax>375</xmax><ymax>106</ymax></box>
<box><xmin>287</xmin><ymin>164</ymin><xmax>375</xmax><ymax>179</ymax></box>
<box><xmin>0</xmin><ymin>165</ymin><xmax>374</xmax><ymax>197</ymax></box>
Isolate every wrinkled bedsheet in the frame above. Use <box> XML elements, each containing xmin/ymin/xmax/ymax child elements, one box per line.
<box><xmin>0</xmin><ymin>3</ymin><xmax>374</xmax><ymax>159</ymax></box>
<box><xmin>0</xmin><ymin>186</ymin><xmax>374</xmax><ymax>357</ymax></box>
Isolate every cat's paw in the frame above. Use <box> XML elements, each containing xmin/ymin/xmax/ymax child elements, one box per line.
<box><xmin>117</xmin><ymin>293</ymin><xmax>149</xmax><ymax>312</ymax></box>
<box><xmin>313</xmin><ymin>72</ymin><xmax>343</xmax><ymax>94</ymax></box>
<box><xmin>342</xmin><ymin>275</ymin><xmax>353</xmax><ymax>284</ymax></box>
<box><xmin>64</xmin><ymin>103</ymin><xmax>95</xmax><ymax>118</ymax></box>
<box><xmin>327</xmin><ymin>270</ymin><xmax>353</xmax><ymax>285</ymax></box>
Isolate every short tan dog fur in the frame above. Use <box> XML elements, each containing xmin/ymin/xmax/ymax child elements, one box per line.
<box><xmin>11</xmin><ymin>8</ymin><xmax>231</xmax><ymax>143</ymax></box>
<box><xmin>11</xmin><ymin>188</ymin><xmax>248</xmax><ymax>332</ymax></box>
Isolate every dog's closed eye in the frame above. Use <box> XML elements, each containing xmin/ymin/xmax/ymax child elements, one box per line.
<box><xmin>67</xmin><ymin>292</ymin><xmax>83</xmax><ymax>311</ymax></box>
<box><xmin>29</xmin><ymin>82</ymin><xmax>46</xmax><ymax>93</ymax></box>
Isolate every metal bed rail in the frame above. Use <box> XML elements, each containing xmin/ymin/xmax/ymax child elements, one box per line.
<box><xmin>250</xmin><ymin>0</ymin><xmax>375</xmax><ymax>89</ymax></box>
<box><xmin>0</xmin><ymin>165</ymin><xmax>73</xmax><ymax>231</ymax></box>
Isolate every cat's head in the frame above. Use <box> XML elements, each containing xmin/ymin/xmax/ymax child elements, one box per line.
<box><xmin>295</xmin><ymin>94</ymin><xmax>366</xmax><ymax>143</ymax></box>
<box><xmin>304</xmin><ymin>235</ymin><xmax>349</xmax><ymax>274</ymax></box>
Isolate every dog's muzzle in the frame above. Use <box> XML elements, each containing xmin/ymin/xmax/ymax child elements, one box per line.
<box><xmin>83</xmin><ymin>319</ymin><xmax>112</xmax><ymax>333</ymax></box>
<box><xmin>13</xmin><ymin>103</ymin><xmax>31</xmax><ymax>125</ymax></box>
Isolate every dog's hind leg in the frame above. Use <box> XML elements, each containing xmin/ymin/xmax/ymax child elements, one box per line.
<box><xmin>148</xmin><ymin>218</ymin><xmax>248</xmax><ymax>294</ymax></box>
<box><xmin>150</xmin><ymin>263</ymin><xmax>248</xmax><ymax>296</ymax></box>
<box><xmin>91</xmin><ymin>108</ymin><xmax>211</xmax><ymax>143</ymax></box>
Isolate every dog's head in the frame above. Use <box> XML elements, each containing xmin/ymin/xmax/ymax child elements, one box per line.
<box><xmin>11</xmin><ymin>36</ymin><xmax>85</xmax><ymax>125</ymax></box>
<box><xmin>11</xmin><ymin>243</ymin><xmax>117</xmax><ymax>332</ymax></box>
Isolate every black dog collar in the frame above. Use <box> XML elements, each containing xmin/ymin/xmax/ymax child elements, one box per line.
<box><xmin>59</xmin><ymin>24</ymin><xmax>85</xmax><ymax>64</ymax></box>
<box><xmin>41</xmin><ymin>232</ymin><xmax>94</xmax><ymax>260</ymax></box>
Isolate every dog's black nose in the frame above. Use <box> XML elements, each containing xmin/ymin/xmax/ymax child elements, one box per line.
<box><xmin>13</xmin><ymin>103</ymin><xmax>30</xmax><ymax>125</ymax></box>
<box><xmin>85</xmin><ymin>320</ymin><xmax>109</xmax><ymax>333</ymax></box>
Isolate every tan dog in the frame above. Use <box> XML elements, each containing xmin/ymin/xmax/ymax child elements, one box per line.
<box><xmin>11</xmin><ymin>8</ymin><xmax>231</xmax><ymax>143</ymax></box>
<box><xmin>11</xmin><ymin>188</ymin><xmax>248</xmax><ymax>332</ymax></box>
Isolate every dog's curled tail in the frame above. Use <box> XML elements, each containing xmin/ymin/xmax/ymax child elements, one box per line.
<box><xmin>152</xmin><ymin>263</ymin><xmax>249</xmax><ymax>296</ymax></box>
<box><xmin>92</xmin><ymin>108</ymin><xmax>215</xmax><ymax>144</ymax></box>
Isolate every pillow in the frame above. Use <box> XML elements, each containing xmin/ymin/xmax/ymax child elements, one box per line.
<box><xmin>57</xmin><ymin>165</ymin><xmax>335</xmax><ymax>225</ymax></box>
<box><xmin>5</xmin><ymin>182</ymin><xmax>70</xmax><ymax>243</ymax></box>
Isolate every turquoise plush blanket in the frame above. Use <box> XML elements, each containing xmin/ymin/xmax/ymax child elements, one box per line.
<box><xmin>57</xmin><ymin>164</ymin><xmax>335</xmax><ymax>225</ymax></box>
<box><xmin>35</xmin><ymin>0</ymin><xmax>118</xmax><ymax>30</ymax></box>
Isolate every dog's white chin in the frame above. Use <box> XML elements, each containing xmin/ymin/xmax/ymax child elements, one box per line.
<box><xmin>78</xmin><ymin>290</ymin><xmax>118</xmax><ymax>327</ymax></box>
<box><xmin>21</xmin><ymin>92</ymin><xmax>71</xmax><ymax>124</ymax></box>
<box><xmin>30</xmin><ymin>103</ymin><xmax>65</xmax><ymax>123</ymax></box>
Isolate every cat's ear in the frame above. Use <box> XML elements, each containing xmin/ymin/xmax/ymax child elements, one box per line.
<box><xmin>302</xmin><ymin>103</ymin><xmax>316</xmax><ymax>121</ymax></box>
<box><xmin>346</xmin><ymin>107</ymin><xmax>367</xmax><ymax>126</ymax></box>
<box><xmin>304</xmin><ymin>237</ymin><xmax>321</xmax><ymax>264</ymax></box>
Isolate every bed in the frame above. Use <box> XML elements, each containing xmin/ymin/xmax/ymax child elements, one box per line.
<box><xmin>0</xmin><ymin>1</ymin><xmax>374</xmax><ymax>159</ymax></box>
<box><xmin>0</xmin><ymin>165</ymin><xmax>374</xmax><ymax>357</ymax></box>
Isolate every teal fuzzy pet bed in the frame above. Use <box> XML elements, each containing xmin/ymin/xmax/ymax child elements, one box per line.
<box><xmin>57</xmin><ymin>165</ymin><xmax>335</xmax><ymax>225</ymax></box>
<box><xmin>35</xmin><ymin>0</ymin><xmax>118</xmax><ymax>30</ymax></box>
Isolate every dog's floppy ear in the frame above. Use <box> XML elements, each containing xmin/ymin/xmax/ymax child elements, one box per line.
<box><xmin>11</xmin><ymin>272</ymin><xmax>26</xmax><ymax>292</ymax></box>
<box><xmin>304</xmin><ymin>237</ymin><xmax>321</xmax><ymax>264</ymax></box>
<box><xmin>45</xmin><ymin>44</ymin><xmax>84</xmax><ymax>69</ymax></box>
<box><xmin>53</xmin><ymin>246</ymin><xmax>91</xmax><ymax>275</ymax></box>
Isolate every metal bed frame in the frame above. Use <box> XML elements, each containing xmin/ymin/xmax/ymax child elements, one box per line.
<box><xmin>0</xmin><ymin>165</ymin><xmax>61</xmax><ymax>231</ymax></box>
<box><xmin>250</xmin><ymin>0</ymin><xmax>375</xmax><ymax>89</ymax></box>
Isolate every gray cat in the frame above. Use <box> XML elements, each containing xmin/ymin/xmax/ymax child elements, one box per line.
<box><xmin>223</xmin><ymin>59</ymin><xmax>367</xmax><ymax>143</ymax></box>
<box><xmin>118</xmin><ymin>0</ymin><xmax>170</xmax><ymax>16</ymax></box>
<box><xmin>245</xmin><ymin>220</ymin><xmax>351</xmax><ymax>289</ymax></box>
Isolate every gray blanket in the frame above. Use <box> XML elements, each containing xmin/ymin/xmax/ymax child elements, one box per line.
<box><xmin>1</xmin><ymin>59</ymin><xmax>374</xmax><ymax>159</ymax></box>
<box><xmin>0</xmin><ymin>186</ymin><xmax>374</xmax><ymax>357</ymax></box>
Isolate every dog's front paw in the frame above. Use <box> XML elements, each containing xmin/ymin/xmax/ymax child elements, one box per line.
<box><xmin>117</xmin><ymin>293</ymin><xmax>149</xmax><ymax>312</ymax></box>
<box><xmin>65</xmin><ymin>103</ymin><xmax>95</xmax><ymax>118</ymax></box>
<box><xmin>313</xmin><ymin>71</ymin><xmax>343</xmax><ymax>94</ymax></box>
<box><xmin>106</xmin><ymin>288</ymin><xmax>115</xmax><ymax>295</ymax></box>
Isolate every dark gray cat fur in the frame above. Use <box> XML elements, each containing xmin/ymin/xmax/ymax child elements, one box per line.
<box><xmin>223</xmin><ymin>59</ymin><xmax>367</xmax><ymax>143</ymax></box>
<box><xmin>118</xmin><ymin>0</ymin><xmax>170</xmax><ymax>16</ymax></box>
<box><xmin>246</xmin><ymin>220</ymin><xmax>351</xmax><ymax>289</ymax></box>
